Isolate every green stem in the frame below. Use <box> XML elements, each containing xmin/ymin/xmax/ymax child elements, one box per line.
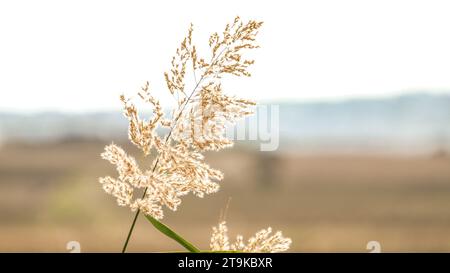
<box><xmin>145</xmin><ymin>215</ymin><xmax>200</xmax><ymax>253</ymax></box>
<box><xmin>121</xmin><ymin>188</ymin><xmax>148</xmax><ymax>253</ymax></box>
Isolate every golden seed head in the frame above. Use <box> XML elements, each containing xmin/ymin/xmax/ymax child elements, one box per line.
<box><xmin>99</xmin><ymin>16</ymin><xmax>263</xmax><ymax>220</ymax></box>
<box><xmin>210</xmin><ymin>221</ymin><xmax>292</xmax><ymax>253</ymax></box>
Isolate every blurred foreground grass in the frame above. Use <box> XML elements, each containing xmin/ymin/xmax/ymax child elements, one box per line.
<box><xmin>1</xmin><ymin>140</ymin><xmax>450</xmax><ymax>252</ymax></box>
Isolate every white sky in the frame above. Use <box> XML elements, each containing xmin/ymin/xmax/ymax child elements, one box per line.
<box><xmin>1</xmin><ymin>0</ymin><xmax>450</xmax><ymax>112</ymax></box>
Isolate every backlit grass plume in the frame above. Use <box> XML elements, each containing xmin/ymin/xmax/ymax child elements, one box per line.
<box><xmin>99</xmin><ymin>16</ymin><xmax>291</xmax><ymax>253</ymax></box>
<box><xmin>210</xmin><ymin>221</ymin><xmax>292</xmax><ymax>253</ymax></box>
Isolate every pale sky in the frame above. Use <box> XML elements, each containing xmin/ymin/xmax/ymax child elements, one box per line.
<box><xmin>1</xmin><ymin>0</ymin><xmax>450</xmax><ymax>112</ymax></box>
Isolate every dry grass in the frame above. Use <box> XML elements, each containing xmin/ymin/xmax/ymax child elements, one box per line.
<box><xmin>100</xmin><ymin>17</ymin><xmax>263</xmax><ymax>221</ymax></box>
<box><xmin>94</xmin><ymin>17</ymin><xmax>296</xmax><ymax>253</ymax></box>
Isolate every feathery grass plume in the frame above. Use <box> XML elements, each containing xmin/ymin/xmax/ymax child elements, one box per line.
<box><xmin>99</xmin><ymin>16</ymin><xmax>263</xmax><ymax>220</ymax></box>
<box><xmin>210</xmin><ymin>221</ymin><xmax>292</xmax><ymax>253</ymax></box>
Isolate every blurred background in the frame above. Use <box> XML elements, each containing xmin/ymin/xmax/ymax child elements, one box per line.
<box><xmin>1</xmin><ymin>0</ymin><xmax>450</xmax><ymax>252</ymax></box>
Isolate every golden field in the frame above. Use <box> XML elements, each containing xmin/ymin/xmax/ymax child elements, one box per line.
<box><xmin>0</xmin><ymin>140</ymin><xmax>450</xmax><ymax>252</ymax></box>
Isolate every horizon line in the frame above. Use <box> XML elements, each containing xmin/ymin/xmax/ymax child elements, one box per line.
<box><xmin>1</xmin><ymin>90</ymin><xmax>450</xmax><ymax>115</ymax></box>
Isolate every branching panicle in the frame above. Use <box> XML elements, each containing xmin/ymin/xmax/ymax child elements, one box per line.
<box><xmin>99</xmin><ymin>17</ymin><xmax>262</xmax><ymax>220</ymax></box>
<box><xmin>99</xmin><ymin>16</ymin><xmax>291</xmax><ymax>253</ymax></box>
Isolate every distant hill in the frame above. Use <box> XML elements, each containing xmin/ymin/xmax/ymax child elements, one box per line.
<box><xmin>0</xmin><ymin>111</ymin><xmax>128</xmax><ymax>142</ymax></box>
<box><xmin>1</xmin><ymin>93</ymin><xmax>449</xmax><ymax>154</ymax></box>
<box><xmin>276</xmin><ymin>93</ymin><xmax>450</xmax><ymax>154</ymax></box>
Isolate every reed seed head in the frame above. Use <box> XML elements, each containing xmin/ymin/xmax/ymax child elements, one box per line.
<box><xmin>99</xmin><ymin>16</ymin><xmax>263</xmax><ymax>219</ymax></box>
<box><xmin>210</xmin><ymin>221</ymin><xmax>292</xmax><ymax>253</ymax></box>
